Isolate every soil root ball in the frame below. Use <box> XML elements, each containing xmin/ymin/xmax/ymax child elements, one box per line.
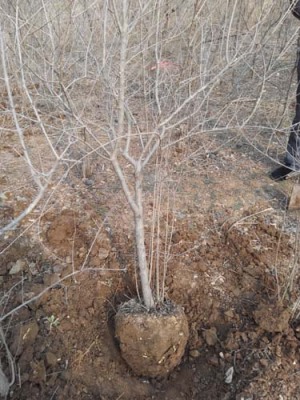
<box><xmin>115</xmin><ymin>300</ymin><xmax>189</xmax><ymax>378</ymax></box>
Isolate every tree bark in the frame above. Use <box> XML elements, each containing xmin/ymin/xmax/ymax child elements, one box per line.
<box><xmin>134</xmin><ymin>169</ymin><xmax>154</xmax><ymax>309</ymax></box>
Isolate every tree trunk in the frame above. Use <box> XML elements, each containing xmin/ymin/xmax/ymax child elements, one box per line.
<box><xmin>134</xmin><ymin>169</ymin><xmax>154</xmax><ymax>309</ymax></box>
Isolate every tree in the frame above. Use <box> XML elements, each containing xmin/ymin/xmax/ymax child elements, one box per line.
<box><xmin>0</xmin><ymin>0</ymin><xmax>296</xmax><ymax>310</ymax></box>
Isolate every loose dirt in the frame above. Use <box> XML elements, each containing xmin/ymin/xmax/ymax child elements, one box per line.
<box><xmin>1</xmin><ymin>130</ymin><xmax>300</xmax><ymax>400</ymax></box>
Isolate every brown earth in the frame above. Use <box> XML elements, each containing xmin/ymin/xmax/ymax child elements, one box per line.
<box><xmin>115</xmin><ymin>301</ymin><xmax>189</xmax><ymax>378</ymax></box>
<box><xmin>1</xmin><ymin>129</ymin><xmax>300</xmax><ymax>400</ymax></box>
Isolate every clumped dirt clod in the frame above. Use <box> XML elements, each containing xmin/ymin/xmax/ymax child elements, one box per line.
<box><xmin>253</xmin><ymin>301</ymin><xmax>291</xmax><ymax>333</ymax></box>
<box><xmin>115</xmin><ymin>300</ymin><xmax>189</xmax><ymax>377</ymax></box>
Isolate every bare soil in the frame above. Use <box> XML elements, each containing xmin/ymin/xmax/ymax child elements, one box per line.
<box><xmin>1</xmin><ymin>130</ymin><xmax>300</xmax><ymax>400</ymax></box>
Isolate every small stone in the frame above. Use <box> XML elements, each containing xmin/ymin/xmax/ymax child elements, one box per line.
<box><xmin>65</xmin><ymin>256</ymin><xmax>72</xmax><ymax>264</ymax></box>
<box><xmin>259</xmin><ymin>358</ymin><xmax>269</xmax><ymax>367</ymax></box>
<box><xmin>203</xmin><ymin>327</ymin><xmax>218</xmax><ymax>346</ymax></box>
<box><xmin>189</xmin><ymin>349</ymin><xmax>200</xmax><ymax>358</ymax></box>
<box><xmin>224</xmin><ymin>309</ymin><xmax>235</xmax><ymax>319</ymax></box>
<box><xmin>82</xmin><ymin>178</ymin><xmax>94</xmax><ymax>186</ymax></box>
<box><xmin>9</xmin><ymin>259</ymin><xmax>26</xmax><ymax>274</ymax></box>
<box><xmin>225</xmin><ymin>366</ymin><xmax>234</xmax><ymax>384</ymax></box>
<box><xmin>84</xmin><ymin>179</ymin><xmax>95</xmax><ymax>186</ymax></box>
